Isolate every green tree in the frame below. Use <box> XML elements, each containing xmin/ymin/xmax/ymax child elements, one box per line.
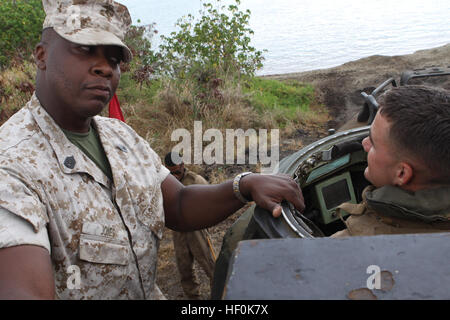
<box><xmin>123</xmin><ymin>22</ymin><xmax>162</xmax><ymax>89</ymax></box>
<box><xmin>0</xmin><ymin>0</ymin><xmax>45</xmax><ymax>69</ymax></box>
<box><xmin>159</xmin><ymin>0</ymin><xmax>266</xmax><ymax>79</ymax></box>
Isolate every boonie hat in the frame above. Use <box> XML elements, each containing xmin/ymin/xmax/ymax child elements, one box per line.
<box><xmin>42</xmin><ymin>0</ymin><xmax>133</xmax><ymax>63</ymax></box>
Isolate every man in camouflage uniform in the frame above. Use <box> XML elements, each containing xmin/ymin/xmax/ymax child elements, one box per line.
<box><xmin>332</xmin><ymin>85</ymin><xmax>450</xmax><ymax>237</ymax></box>
<box><xmin>0</xmin><ymin>0</ymin><xmax>305</xmax><ymax>299</ymax></box>
<box><xmin>164</xmin><ymin>152</ymin><xmax>216</xmax><ymax>299</ymax></box>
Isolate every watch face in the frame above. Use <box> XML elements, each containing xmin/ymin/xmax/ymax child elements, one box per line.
<box><xmin>234</xmin><ymin>172</ymin><xmax>253</xmax><ymax>203</ymax></box>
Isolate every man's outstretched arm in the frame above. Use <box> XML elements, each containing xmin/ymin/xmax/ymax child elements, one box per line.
<box><xmin>162</xmin><ymin>173</ymin><xmax>305</xmax><ymax>231</ymax></box>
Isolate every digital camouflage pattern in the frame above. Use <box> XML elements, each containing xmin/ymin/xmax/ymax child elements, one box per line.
<box><xmin>42</xmin><ymin>0</ymin><xmax>132</xmax><ymax>62</ymax></box>
<box><xmin>0</xmin><ymin>94</ymin><xmax>170</xmax><ymax>299</ymax></box>
<box><xmin>0</xmin><ymin>209</ymin><xmax>51</xmax><ymax>253</ymax></box>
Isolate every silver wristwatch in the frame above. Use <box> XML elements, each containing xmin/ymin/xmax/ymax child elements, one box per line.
<box><xmin>232</xmin><ymin>172</ymin><xmax>253</xmax><ymax>203</ymax></box>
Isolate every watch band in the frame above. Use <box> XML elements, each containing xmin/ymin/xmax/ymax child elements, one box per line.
<box><xmin>233</xmin><ymin>172</ymin><xmax>253</xmax><ymax>203</ymax></box>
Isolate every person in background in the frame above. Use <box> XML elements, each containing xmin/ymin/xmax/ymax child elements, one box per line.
<box><xmin>164</xmin><ymin>152</ymin><xmax>216</xmax><ymax>299</ymax></box>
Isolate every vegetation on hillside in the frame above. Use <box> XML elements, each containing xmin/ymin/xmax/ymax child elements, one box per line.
<box><xmin>0</xmin><ymin>0</ymin><xmax>45</xmax><ymax>69</ymax></box>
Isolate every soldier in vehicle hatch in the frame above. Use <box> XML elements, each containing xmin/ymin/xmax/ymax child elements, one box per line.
<box><xmin>332</xmin><ymin>85</ymin><xmax>450</xmax><ymax>237</ymax></box>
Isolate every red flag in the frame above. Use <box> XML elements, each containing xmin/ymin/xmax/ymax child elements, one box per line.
<box><xmin>109</xmin><ymin>93</ymin><xmax>125</xmax><ymax>122</ymax></box>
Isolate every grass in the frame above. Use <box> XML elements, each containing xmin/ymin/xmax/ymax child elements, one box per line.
<box><xmin>1</xmin><ymin>60</ymin><xmax>330</xmax><ymax>181</ymax></box>
<box><xmin>115</xmin><ymin>74</ymin><xmax>330</xmax><ymax>182</ymax></box>
<box><xmin>118</xmin><ymin>73</ymin><xmax>162</xmax><ymax>106</ymax></box>
<box><xmin>244</xmin><ymin>77</ymin><xmax>315</xmax><ymax>118</ymax></box>
<box><xmin>242</xmin><ymin>77</ymin><xmax>330</xmax><ymax>136</ymax></box>
<box><xmin>0</xmin><ymin>60</ymin><xmax>36</xmax><ymax>125</ymax></box>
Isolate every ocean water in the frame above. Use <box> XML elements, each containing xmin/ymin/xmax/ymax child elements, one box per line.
<box><xmin>120</xmin><ymin>0</ymin><xmax>450</xmax><ymax>75</ymax></box>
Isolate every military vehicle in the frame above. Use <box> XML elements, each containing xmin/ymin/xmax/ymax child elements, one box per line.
<box><xmin>212</xmin><ymin>66</ymin><xmax>450</xmax><ymax>300</ymax></box>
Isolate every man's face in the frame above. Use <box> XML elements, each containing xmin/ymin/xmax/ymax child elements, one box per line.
<box><xmin>167</xmin><ymin>163</ymin><xmax>185</xmax><ymax>181</ymax></box>
<box><xmin>42</xmin><ymin>33</ymin><xmax>122</xmax><ymax>127</ymax></box>
<box><xmin>362</xmin><ymin>112</ymin><xmax>400</xmax><ymax>188</ymax></box>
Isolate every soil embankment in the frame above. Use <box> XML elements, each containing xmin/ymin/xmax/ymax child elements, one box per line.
<box><xmin>266</xmin><ymin>43</ymin><xmax>450</xmax><ymax>130</ymax></box>
<box><xmin>156</xmin><ymin>43</ymin><xmax>450</xmax><ymax>300</ymax></box>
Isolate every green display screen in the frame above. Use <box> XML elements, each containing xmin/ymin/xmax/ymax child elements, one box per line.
<box><xmin>322</xmin><ymin>179</ymin><xmax>352</xmax><ymax>210</ymax></box>
<box><xmin>314</xmin><ymin>171</ymin><xmax>356</xmax><ymax>224</ymax></box>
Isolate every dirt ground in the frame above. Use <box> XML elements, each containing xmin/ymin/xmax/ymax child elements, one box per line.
<box><xmin>155</xmin><ymin>43</ymin><xmax>450</xmax><ymax>300</ymax></box>
<box><xmin>155</xmin><ymin>208</ymin><xmax>246</xmax><ymax>300</ymax></box>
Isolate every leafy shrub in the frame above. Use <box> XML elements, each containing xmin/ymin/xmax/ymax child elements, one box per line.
<box><xmin>0</xmin><ymin>0</ymin><xmax>45</xmax><ymax>69</ymax></box>
<box><xmin>122</xmin><ymin>22</ymin><xmax>163</xmax><ymax>90</ymax></box>
<box><xmin>158</xmin><ymin>0</ymin><xmax>266</xmax><ymax>79</ymax></box>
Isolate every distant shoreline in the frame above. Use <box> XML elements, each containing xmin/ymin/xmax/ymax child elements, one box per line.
<box><xmin>259</xmin><ymin>43</ymin><xmax>450</xmax><ymax>79</ymax></box>
<box><xmin>259</xmin><ymin>42</ymin><xmax>450</xmax><ymax>129</ymax></box>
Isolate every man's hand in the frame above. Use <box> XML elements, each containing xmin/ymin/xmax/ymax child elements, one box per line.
<box><xmin>162</xmin><ymin>173</ymin><xmax>305</xmax><ymax>231</ymax></box>
<box><xmin>240</xmin><ymin>174</ymin><xmax>305</xmax><ymax>218</ymax></box>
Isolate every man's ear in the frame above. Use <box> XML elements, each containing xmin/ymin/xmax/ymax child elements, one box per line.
<box><xmin>393</xmin><ymin>162</ymin><xmax>414</xmax><ymax>187</ymax></box>
<box><xmin>34</xmin><ymin>43</ymin><xmax>47</xmax><ymax>70</ymax></box>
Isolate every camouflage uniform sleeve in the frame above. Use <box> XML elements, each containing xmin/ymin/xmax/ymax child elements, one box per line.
<box><xmin>150</xmin><ymin>149</ymin><xmax>170</xmax><ymax>185</ymax></box>
<box><xmin>0</xmin><ymin>165</ymin><xmax>48</xmax><ymax>234</ymax></box>
<box><xmin>136</xmin><ymin>136</ymin><xmax>170</xmax><ymax>185</ymax></box>
<box><xmin>0</xmin><ymin>208</ymin><xmax>51</xmax><ymax>253</ymax></box>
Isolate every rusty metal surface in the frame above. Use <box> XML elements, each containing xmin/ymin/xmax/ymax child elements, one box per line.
<box><xmin>223</xmin><ymin>233</ymin><xmax>450</xmax><ymax>300</ymax></box>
